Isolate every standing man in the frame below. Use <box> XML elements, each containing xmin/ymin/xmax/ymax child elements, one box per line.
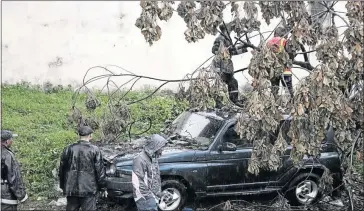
<box><xmin>266</xmin><ymin>26</ymin><xmax>295</xmax><ymax>98</ymax></box>
<box><xmin>211</xmin><ymin>23</ymin><xmax>249</xmax><ymax>105</ymax></box>
<box><xmin>1</xmin><ymin>130</ymin><xmax>28</xmax><ymax>211</ymax></box>
<box><xmin>132</xmin><ymin>134</ymin><xmax>170</xmax><ymax>211</ymax></box>
<box><xmin>59</xmin><ymin>126</ymin><xmax>106</xmax><ymax>211</ymax></box>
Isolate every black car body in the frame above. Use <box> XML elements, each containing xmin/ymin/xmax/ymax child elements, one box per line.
<box><xmin>103</xmin><ymin>111</ymin><xmax>343</xmax><ymax>210</ymax></box>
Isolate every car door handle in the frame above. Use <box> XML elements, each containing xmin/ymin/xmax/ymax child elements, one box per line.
<box><xmin>195</xmin><ymin>157</ymin><xmax>205</xmax><ymax>161</ymax></box>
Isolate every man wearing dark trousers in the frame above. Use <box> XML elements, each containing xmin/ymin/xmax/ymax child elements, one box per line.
<box><xmin>1</xmin><ymin>130</ymin><xmax>28</xmax><ymax>211</ymax></box>
<box><xmin>211</xmin><ymin>23</ymin><xmax>248</xmax><ymax>105</ymax></box>
<box><xmin>59</xmin><ymin>126</ymin><xmax>106</xmax><ymax>211</ymax></box>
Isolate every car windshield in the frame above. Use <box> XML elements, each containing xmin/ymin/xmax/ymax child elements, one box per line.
<box><xmin>166</xmin><ymin>111</ymin><xmax>225</xmax><ymax>148</ymax></box>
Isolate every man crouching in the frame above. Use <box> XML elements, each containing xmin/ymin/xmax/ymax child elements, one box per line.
<box><xmin>132</xmin><ymin>134</ymin><xmax>171</xmax><ymax>211</ymax></box>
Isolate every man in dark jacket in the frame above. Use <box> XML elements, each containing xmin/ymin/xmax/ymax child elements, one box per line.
<box><xmin>132</xmin><ymin>134</ymin><xmax>170</xmax><ymax>211</ymax></box>
<box><xmin>212</xmin><ymin>23</ymin><xmax>248</xmax><ymax>105</ymax></box>
<box><xmin>58</xmin><ymin>126</ymin><xmax>106</xmax><ymax>211</ymax></box>
<box><xmin>1</xmin><ymin>130</ymin><xmax>28</xmax><ymax>211</ymax></box>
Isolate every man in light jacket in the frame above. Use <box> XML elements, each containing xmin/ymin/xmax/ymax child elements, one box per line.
<box><xmin>132</xmin><ymin>134</ymin><xmax>169</xmax><ymax>211</ymax></box>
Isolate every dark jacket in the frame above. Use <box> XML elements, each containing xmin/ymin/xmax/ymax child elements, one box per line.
<box><xmin>1</xmin><ymin>146</ymin><xmax>28</xmax><ymax>205</ymax></box>
<box><xmin>58</xmin><ymin>140</ymin><xmax>106</xmax><ymax>197</ymax></box>
<box><xmin>132</xmin><ymin>134</ymin><xmax>168</xmax><ymax>202</ymax></box>
<box><xmin>211</xmin><ymin>32</ymin><xmax>247</xmax><ymax>74</ymax></box>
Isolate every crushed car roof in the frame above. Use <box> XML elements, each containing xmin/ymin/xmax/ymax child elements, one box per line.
<box><xmin>194</xmin><ymin>111</ymin><xmax>293</xmax><ymax>121</ymax></box>
<box><xmin>195</xmin><ymin>111</ymin><xmax>226</xmax><ymax>121</ymax></box>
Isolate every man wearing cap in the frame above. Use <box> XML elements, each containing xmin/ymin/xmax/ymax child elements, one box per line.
<box><xmin>1</xmin><ymin>130</ymin><xmax>28</xmax><ymax>210</ymax></box>
<box><xmin>58</xmin><ymin>126</ymin><xmax>106</xmax><ymax>211</ymax></box>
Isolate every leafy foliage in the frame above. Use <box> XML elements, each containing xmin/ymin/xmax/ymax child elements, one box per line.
<box><xmin>177</xmin><ymin>1</ymin><xmax>205</xmax><ymax>43</ymax></box>
<box><xmin>135</xmin><ymin>1</ymin><xmax>174</xmax><ymax>45</ymax></box>
<box><xmin>135</xmin><ymin>1</ymin><xmax>363</xmax><ymax>188</ymax></box>
<box><xmin>179</xmin><ymin>67</ymin><xmax>227</xmax><ymax>110</ymax></box>
<box><xmin>229</xmin><ymin>2</ymin><xmax>261</xmax><ymax>36</ymax></box>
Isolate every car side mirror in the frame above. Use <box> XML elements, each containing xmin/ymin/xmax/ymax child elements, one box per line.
<box><xmin>218</xmin><ymin>142</ymin><xmax>237</xmax><ymax>152</ymax></box>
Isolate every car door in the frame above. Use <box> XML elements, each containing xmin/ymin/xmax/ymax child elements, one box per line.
<box><xmin>244</xmin><ymin>119</ymin><xmax>294</xmax><ymax>185</ymax></box>
<box><xmin>206</xmin><ymin>120</ymin><xmax>293</xmax><ymax>192</ymax></box>
<box><xmin>255</xmin><ymin>118</ymin><xmax>296</xmax><ymax>185</ymax></box>
<box><xmin>206</xmin><ymin>122</ymin><xmax>255</xmax><ymax>192</ymax></box>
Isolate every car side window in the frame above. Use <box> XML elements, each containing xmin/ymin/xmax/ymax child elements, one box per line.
<box><xmin>222</xmin><ymin>125</ymin><xmax>253</xmax><ymax>149</ymax></box>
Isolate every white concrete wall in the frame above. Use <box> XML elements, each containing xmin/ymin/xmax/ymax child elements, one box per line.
<box><xmin>1</xmin><ymin>1</ymin><xmax>348</xmax><ymax>90</ymax></box>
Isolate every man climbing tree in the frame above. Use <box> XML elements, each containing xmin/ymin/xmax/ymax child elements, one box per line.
<box><xmin>211</xmin><ymin>23</ymin><xmax>249</xmax><ymax>106</ymax></box>
<box><xmin>266</xmin><ymin>26</ymin><xmax>295</xmax><ymax>99</ymax></box>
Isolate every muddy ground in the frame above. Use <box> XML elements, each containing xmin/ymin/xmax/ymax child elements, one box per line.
<box><xmin>19</xmin><ymin>191</ymin><xmax>362</xmax><ymax>211</ymax></box>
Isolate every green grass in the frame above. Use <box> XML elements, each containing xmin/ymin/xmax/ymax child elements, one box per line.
<box><xmin>1</xmin><ymin>83</ymin><xmax>188</xmax><ymax>198</ymax></box>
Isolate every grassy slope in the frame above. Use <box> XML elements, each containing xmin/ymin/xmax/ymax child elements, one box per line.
<box><xmin>1</xmin><ymin>83</ymin><xmax>186</xmax><ymax>198</ymax></box>
<box><xmin>2</xmin><ymin>84</ymin><xmax>76</xmax><ymax>197</ymax></box>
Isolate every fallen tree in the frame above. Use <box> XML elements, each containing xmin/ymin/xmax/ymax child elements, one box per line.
<box><xmin>69</xmin><ymin>1</ymin><xmax>363</xmax><ymax>210</ymax></box>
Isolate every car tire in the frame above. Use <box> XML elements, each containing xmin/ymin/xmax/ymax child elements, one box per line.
<box><xmin>158</xmin><ymin>179</ymin><xmax>188</xmax><ymax>211</ymax></box>
<box><xmin>286</xmin><ymin>173</ymin><xmax>322</xmax><ymax>206</ymax></box>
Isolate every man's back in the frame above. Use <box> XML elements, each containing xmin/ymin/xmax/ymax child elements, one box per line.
<box><xmin>59</xmin><ymin>140</ymin><xmax>105</xmax><ymax>197</ymax></box>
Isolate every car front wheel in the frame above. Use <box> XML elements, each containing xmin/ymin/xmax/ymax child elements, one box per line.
<box><xmin>158</xmin><ymin>180</ymin><xmax>188</xmax><ymax>211</ymax></box>
<box><xmin>286</xmin><ymin>173</ymin><xmax>322</xmax><ymax>206</ymax></box>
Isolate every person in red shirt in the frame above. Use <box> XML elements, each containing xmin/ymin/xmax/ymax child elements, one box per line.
<box><xmin>266</xmin><ymin>27</ymin><xmax>294</xmax><ymax>98</ymax></box>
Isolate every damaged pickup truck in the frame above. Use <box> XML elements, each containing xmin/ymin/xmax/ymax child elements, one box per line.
<box><xmin>103</xmin><ymin>111</ymin><xmax>343</xmax><ymax>211</ymax></box>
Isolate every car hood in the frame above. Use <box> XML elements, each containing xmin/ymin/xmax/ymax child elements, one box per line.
<box><xmin>114</xmin><ymin>148</ymin><xmax>196</xmax><ymax>167</ymax></box>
